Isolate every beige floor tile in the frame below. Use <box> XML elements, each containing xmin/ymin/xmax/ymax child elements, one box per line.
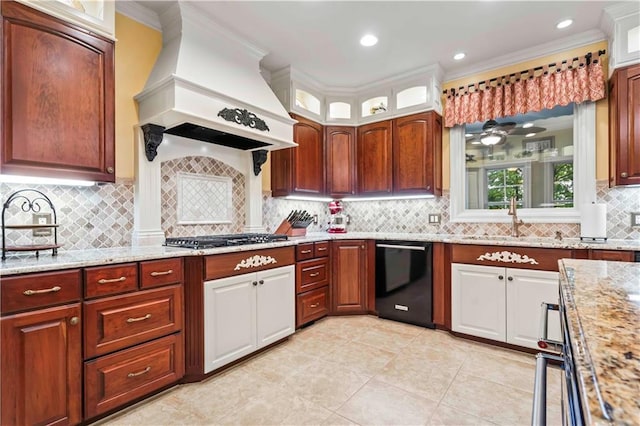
<box><xmin>352</xmin><ymin>327</ymin><xmax>418</xmax><ymax>352</ymax></box>
<box><xmin>410</xmin><ymin>329</ymin><xmax>477</xmax><ymax>352</ymax></box>
<box><xmin>326</xmin><ymin>341</ymin><xmax>397</xmax><ymax>376</ymax></box>
<box><xmin>283</xmin><ymin>358</ymin><xmax>371</xmax><ymax>411</ymax></box>
<box><xmin>98</xmin><ymin>392</ymin><xmax>208</xmax><ymax>425</ymax></box>
<box><xmin>241</xmin><ymin>344</ymin><xmax>318</xmax><ymax>382</ymax></box>
<box><xmin>310</xmin><ymin>316</ymin><xmax>376</xmax><ymax>341</ymax></box>
<box><xmin>460</xmin><ymin>350</ymin><xmax>536</xmax><ymax>393</ymax></box>
<box><xmin>217</xmin><ymin>390</ymin><xmax>332</xmax><ymax>426</ymax></box>
<box><xmin>322</xmin><ymin>413</ymin><xmax>361</xmax><ymax>425</ymax></box>
<box><xmin>336</xmin><ymin>379</ymin><xmax>438</xmax><ymax>426</ymax></box>
<box><xmin>374</xmin><ymin>352</ymin><xmax>460</xmax><ymax>401</ymax></box>
<box><xmin>287</xmin><ymin>328</ymin><xmax>352</xmax><ymax>358</ymax></box>
<box><xmin>370</xmin><ymin>317</ymin><xmax>425</xmax><ymax>336</ymax></box>
<box><xmin>441</xmin><ymin>373</ymin><xmax>533</xmax><ymax>425</ymax></box>
<box><xmin>428</xmin><ymin>403</ymin><xmax>497</xmax><ymax>425</ymax></box>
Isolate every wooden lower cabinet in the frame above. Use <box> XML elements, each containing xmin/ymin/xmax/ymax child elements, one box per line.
<box><xmin>589</xmin><ymin>249</ymin><xmax>635</xmax><ymax>262</ymax></box>
<box><xmin>1</xmin><ymin>303</ymin><xmax>82</xmax><ymax>426</ymax></box>
<box><xmin>331</xmin><ymin>240</ymin><xmax>372</xmax><ymax>314</ymax></box>
<box><xmin>84</xmin><ymin>333</ymin><xmax>184</xmax><ymax>418</ymax></box>
<box><xmin>297</xmin><ymin>287</ymin><xmax>329</xmax><ymax>326</ymax></box>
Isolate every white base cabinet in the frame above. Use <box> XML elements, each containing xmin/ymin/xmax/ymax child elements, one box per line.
<box><xmin>452</xmin><ymin>263</ymin><xmax>561</xmax><ymax>350</ymax></box>
<box><xmin>204</xmin><ymin>265</ymin><xmax>294</xmax><ymax>373</ymax></box>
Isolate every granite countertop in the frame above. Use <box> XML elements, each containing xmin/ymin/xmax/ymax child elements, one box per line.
<box><xmin>1</xmin><ymin>232</ymin><xmax>638</xmax><ymax>276</ymax></box>
<box><xmin>559</xmin><ymin>259</ymin><xmax>640</xmax><ymax>425</ymax></box>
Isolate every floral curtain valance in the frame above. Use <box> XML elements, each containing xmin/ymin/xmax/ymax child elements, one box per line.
<box><xmin>443</xmin><ymin>50</ymin><xmax>606</xmax><ymax>128</ymax></box>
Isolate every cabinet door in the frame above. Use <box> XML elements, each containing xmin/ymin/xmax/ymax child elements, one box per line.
<box><xmin>325</xmin><ymin>126</ymin><xmax>356</xmax><ymax>197</ymax></box>
<box><xmin>392</xmin><ymin>112</ymin><xmax>442</xmax><ymax>195</ymax></box>
<box><xmin>1</xmin><ymin>304</ymin><xmax>82</xmax><ymax>426</ymax></box>
<box><xmin>292</xmin><ymin>115</ymin><xmax>324</xmax><ymax>194</ymax></box>
<box><xmin>203</xmin><ymin>274</ymin><xmax>257</xmax><ymax>373</ymax></box>
<box><xmin>256</xmin><ymin>265</ymin><xmax>295</xmax><ymax>347</ymax></box>
<box><xmin>357</xmin><ymin>120</ymin><xmax>392</xmax><ymax>195</ymax></box>
<box><xmin>451</xmin><ymin>263</ymin><xmax>506</xmax><ymax>341</ymax></box>
<box><xmin>609</xmin><ymin>63</ymin><xmax>640</xmax><ymax>186</ymax></box>
<box><xmin>1</xmin><ymin>2</ymin><xmax>115</xmax><ymax>182</ymax></box>
<box><xmin>506</xmin><ymin>268</ymin><xmax>561</xmax><ymax>349</ymax></box>
<box><xmin>332</xmin><ymin>240</ymin><xmax>367</xmax><ymax>313</ymax></box>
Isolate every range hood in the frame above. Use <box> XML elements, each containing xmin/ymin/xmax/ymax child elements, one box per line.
<box><xmin>134</xmin><ymin>1</ymin><xmax>297</xmax><ymax>161</ymax></box>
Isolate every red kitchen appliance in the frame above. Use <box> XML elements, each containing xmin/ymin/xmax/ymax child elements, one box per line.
<box><xmin>328</xmin><ymin>200</ymin><xmax>347</xmax><ymax>233</ymax></box>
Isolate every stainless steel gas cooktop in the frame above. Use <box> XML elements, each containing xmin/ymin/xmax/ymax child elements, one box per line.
<box><xmin>164</xmin><ymin>233</ymin><xmax>288</xmax><ymax>249</ymax></box>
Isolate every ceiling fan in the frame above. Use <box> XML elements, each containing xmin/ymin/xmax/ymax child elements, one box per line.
<box><xmin>466</xmin><ymin>119</ymin><xmax>546</xmax><ymax>145</ymax></box>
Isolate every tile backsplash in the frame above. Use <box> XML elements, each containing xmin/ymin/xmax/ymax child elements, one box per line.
<box><xmin>1</xmin><ymin>178</ymin><xmax>638</xmax><ymax>253</ymax></box>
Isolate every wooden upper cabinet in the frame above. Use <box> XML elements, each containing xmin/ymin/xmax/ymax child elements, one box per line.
<box><xmin>357</xmin><ymin>120</ymin><xmax>393</xmax><ymax>195</ymax></box>
<box><xmin>0</xmin><ymin>1</ymin><xmax>115</xmax><ymax>182</ymax></box>
<box><xmin>325</xmin><ymin>126</ymin><xmax>356</xmax><ymax>197</ymax></box>
<box><xmin>609</xmin><ymin>63</ymin><xmax>640</xmax><ymax>187</ymax></box>
<box><xmin>271</xmin><ymin>114</ymin><xmax>324</xmax><ymax>196</ymax></box>
<box><xmin>392</xmin><ymin>111</ymin><xmax>442</xmax><ymax>195</ymax></box>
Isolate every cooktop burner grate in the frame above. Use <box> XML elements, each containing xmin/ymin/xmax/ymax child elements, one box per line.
<box><xmin>164</xmin><ymin>233</ymin><xmax>288</xmax><ymax>249</ymax></box>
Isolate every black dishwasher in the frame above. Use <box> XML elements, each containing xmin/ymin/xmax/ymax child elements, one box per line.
<box><xmin>375</xmin><ymin>240</ymin><xmax>434</xmax><ymax>328</ymax></box>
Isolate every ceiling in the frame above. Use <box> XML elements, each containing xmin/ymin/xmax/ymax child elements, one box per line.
<box><xmin>137</xmin><ymin>1</ymin><xmax>620</xmax><ymax>89</ymax></box>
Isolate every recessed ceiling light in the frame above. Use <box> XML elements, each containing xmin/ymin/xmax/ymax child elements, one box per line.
<box><xmin>465</xmin><ymin>133</ymin><xmax>473</xmax><ymax>137</ymax></box>
<box><xmin>360</xmin><ymin>34</ymin><xmax>378</xmax><ymax>47</ymax></box>
<box><xmin>453</xmin><ymin>52</ymin><xmax>466</xmax><ymax>60</ymax></box>
<box><xmin>523</xmin><ymin>122</ymin><xmax>534</xmax><ymax>128</ymax></box>
<box><xmin>556</xmin><ymin>19</ymin><xmax>573</xmax><ymax>29</ymax></box>
<box><xmin>525</xmin><ymin>133</ymin><xmax>537</xmax><ymax>138</ymax></box>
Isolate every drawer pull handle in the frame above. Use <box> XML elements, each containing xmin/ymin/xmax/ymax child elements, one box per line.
<box><xmin>309</xmin><ymin>303</ymin><xmax>320</xmax><ymax>308</ymax></box>
<box><xmin>150</xmin><ymin>269</ymin><xmax>173</xmax><ymax>277</ymax></box>
<box><xmin>23</xmin><ymin>286</ymin><xmax>61</xmax><ymax>296</ymax></box>
<box><xmin>300</xmin><ymin>249</ymin><xmax>312</xmax><ymax>254</ymax></box>
<box><xmin>127</xmin><ymin>313</ymin><xmax>152</xmax><ymax>323</ymax></box>
<box><xmin>317</xmin><ymin>247</ymin><xmax>327</xmax><ymax>251</ymax></box>
<box><xmin>127</xmin><ymin>366</ymin><xmax>151</xmax><ymax>378</ymax></box>
<box><xmin>98</xmin><ymin>276</ymin><xmax>126</xmax><ymax>284</ymax></box>
<box><xmin>309</xmin><ymin>272</ymin><xmax>320</xmax><ymax>277</ymax></box>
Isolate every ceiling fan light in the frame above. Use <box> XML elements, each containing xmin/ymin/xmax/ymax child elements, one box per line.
<box><xmin>480</xmin><ymin>135</ymin><xmax>502</xmax><ymax>145</ymax></box>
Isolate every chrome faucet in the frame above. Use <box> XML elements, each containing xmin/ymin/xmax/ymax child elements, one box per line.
<box><xmin>508</xmin><ymin>197</ymin><xmax>524</xmax><ymax>237</ymax></box>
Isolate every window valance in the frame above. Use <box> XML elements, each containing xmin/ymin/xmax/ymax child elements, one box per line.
<box><xmin>443</xmin><ymin>50</ymin><xmax>606</xmax><ymax>128</ymax></box>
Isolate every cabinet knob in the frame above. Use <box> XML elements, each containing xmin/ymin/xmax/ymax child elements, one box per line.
<box><xmin>69</xmin><ymin>316</ymin><xmax>79</xmax><ymax>326</ymax></box>
<box><xmin>107</xmin><ymin>166</ymin><xmax>115</xmax><ymax>174</ymax></box>
<box><xmin>252</xmin><ymin>281</ymin><xmax>258</xmax><ymax>286</ymax></box>
<box><xmin>621</xmin><ymin>172</ymin><xmax>628</xmax><ymax>178</ymax></box>
<box><xmin>259</xmin><ymin>280</ymin><xmax>264</xmax><ymax>285</ymax></box>
<box><xmin>426</xmin><ymin>185</ymin><xmax>431</xmax><ymax>190</ymax></box>
<box><xmin>498</xmin><ymin>275</ymin><xmax>504</xmax><ymax>280</ymax></box>
<box><xmin>507</xmin><ymin>276</ymin><xmax>513</xmax><ymax>281</ymax></box>
<box><xmin>361</xmin><ymin>245</ymin><xmax>365</xmax><ymax>249</ymax></box>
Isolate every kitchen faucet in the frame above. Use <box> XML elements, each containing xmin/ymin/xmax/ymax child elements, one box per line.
<box><xmin>508</xmin><ymin>197</ymin><xmax>524</xmax><ymax>237</ymax></box>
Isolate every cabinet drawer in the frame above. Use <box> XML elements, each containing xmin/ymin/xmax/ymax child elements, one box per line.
<box><xmin>84</xmin><ymin>285</ymin><xmax>183</xmax><ymax>358</ymax></box>
<box><xmin>451</xmin><ymin>244</ymin><xmax>572</xmax><ymax>271</ymax></box>
<box><xmin>296</xmin><ymin>258</ymin><xmax>329</xmax><ymax>293</ymax></box>
<box><xmin>140</xmin><ymin>258</ymin><xmax>183</xmax><ymax>289</ymax></box>
<box><xmin>1</xmin><ymin>269</ymin><xmax>81</xmax><ymax>314</ymax></box>
<box><xmin>589</xmin><ymin>250</ymin><xmax>634</xmax><ymax>262</ymax></box>
<box><xmin>84</xmin><ymin>333</ymin><xmax>184</xmax><ymax>419</ymax></box>
<box><xmin>85</xmin><ymin>263</ymin><xmax>138</xmax><ymax>299</ymax></box>
<box><xmin>297</xmin><ymin>287</ymin><xmax>329</xmax><ymax>327</ymax></box>
<box><xmin>314</xmin><ymin>241</ymin><xmax>329</xmax><ymax>257</ymax></box>
<box><xmin>296</xmin><ymin>243</ymin><xmax>315</xmax><ymax>261</ymax></box>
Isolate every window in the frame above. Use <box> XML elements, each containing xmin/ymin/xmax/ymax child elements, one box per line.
<box><xmin>450</xmin><ymin>101</ymin><xmax>596</xmax><ymax>223</ymax></box>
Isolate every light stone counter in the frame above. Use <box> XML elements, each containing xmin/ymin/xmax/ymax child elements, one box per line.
<box><xmin>1</xmin><ymin>232</ymin><xmax>638</xmax><ymax>276</ymax></box>
<box><xmin>559</xmin><ymin>259</ymin><xmax>640</xmax><ymax>425</ymax></box>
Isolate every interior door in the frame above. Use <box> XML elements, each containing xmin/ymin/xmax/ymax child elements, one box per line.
<box><xmin>256</xmin><ymin>265</ymin><xmax>295</xmax><ymax>347</ymax></box>
<box><xmin>506</xmin><ymin>268</ymin><xmax>561</xmax><ymax>349</ymax></box>
<box><xmin>203</xmin><ymin>274</ymin><xmax>257</xmax><ymax>373</ymax></box>
<box><xmin>451</xmin><ymin>263</ymin><xmax>506</xmax><ymax>341</ymax></box>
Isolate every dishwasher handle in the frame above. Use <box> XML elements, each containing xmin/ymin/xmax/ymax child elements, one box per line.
<box><xmin>376</xmin><ymin>243</ymin><xmax>425</xmax><ymax>251</ymax></box>
<box><xmin>532</xmin><ymin>353</ymin><xmax>564</xmax><ymax>426</ymax></box>
<box><xmin>538</xmin><ymin>302</ymin><xmax>562</xmax><ymax>351</ymax></box>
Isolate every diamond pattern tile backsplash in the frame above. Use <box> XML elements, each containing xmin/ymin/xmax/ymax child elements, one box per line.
<box><xmin>161</xmin><ymin>156</ymin><xmax>245</xmax><ymax>237</ymax></box>
<box><xmin>2</xmin><ymin>178</ymin><xmax>638</xmax><ymax>254</ymax></box>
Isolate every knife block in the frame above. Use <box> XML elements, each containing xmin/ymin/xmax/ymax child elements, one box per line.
<box><xmin>274</xmin><ymin>219</ymin><xmax>307</xmax><ymax>236</ymax></box>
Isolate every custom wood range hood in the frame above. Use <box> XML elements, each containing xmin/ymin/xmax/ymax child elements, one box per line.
<box><xmin>132</xmin><ymin>1</ymin><xmax>297</xmax><ymax>246</ymax></box>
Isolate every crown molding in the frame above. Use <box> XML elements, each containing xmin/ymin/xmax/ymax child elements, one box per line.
<box><xmin>115</xmin><ymin>1</ymin><xmax>161</xmax><ymax>31</ymax></box>
<box><xmin>444</xmin><ymin>29</ymin><xmax>606</xmax><ymax>82</ymax></box>
<box><xmin>603</xmin><ymin>1</ymin><xmax>640</xmax><ymax>20</ymax></box>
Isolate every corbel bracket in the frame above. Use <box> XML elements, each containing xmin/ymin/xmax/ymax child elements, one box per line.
<box><xmin>141</xmin><ymin>124</ymin><xmax>166</xmax><ymax>161</ymax></box>
<box><xmin>252</xmin><ymin>149</ymin><xmax>268</xmax><ymax>176</ymax></box>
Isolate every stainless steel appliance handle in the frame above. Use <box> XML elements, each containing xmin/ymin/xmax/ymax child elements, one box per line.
<box><xmin>538</xmin><ymin>302</ymin><xmax>562</xmax><ymax>351</ymax></box>
<box><xmin>532</xmin><ymin>353</ymin><xmax>564</xmax><ymax>426</ymax></box>
<box><xmin>376</xmin><ymin>244</ymin><xmax>425</xmax><ymax>251</ymax></box>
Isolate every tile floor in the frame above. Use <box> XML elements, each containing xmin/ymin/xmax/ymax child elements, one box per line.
<box><xmin>98</xmin><ymin>316</ymin><xmax>562</xmax><ymax>426</ymax></box>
